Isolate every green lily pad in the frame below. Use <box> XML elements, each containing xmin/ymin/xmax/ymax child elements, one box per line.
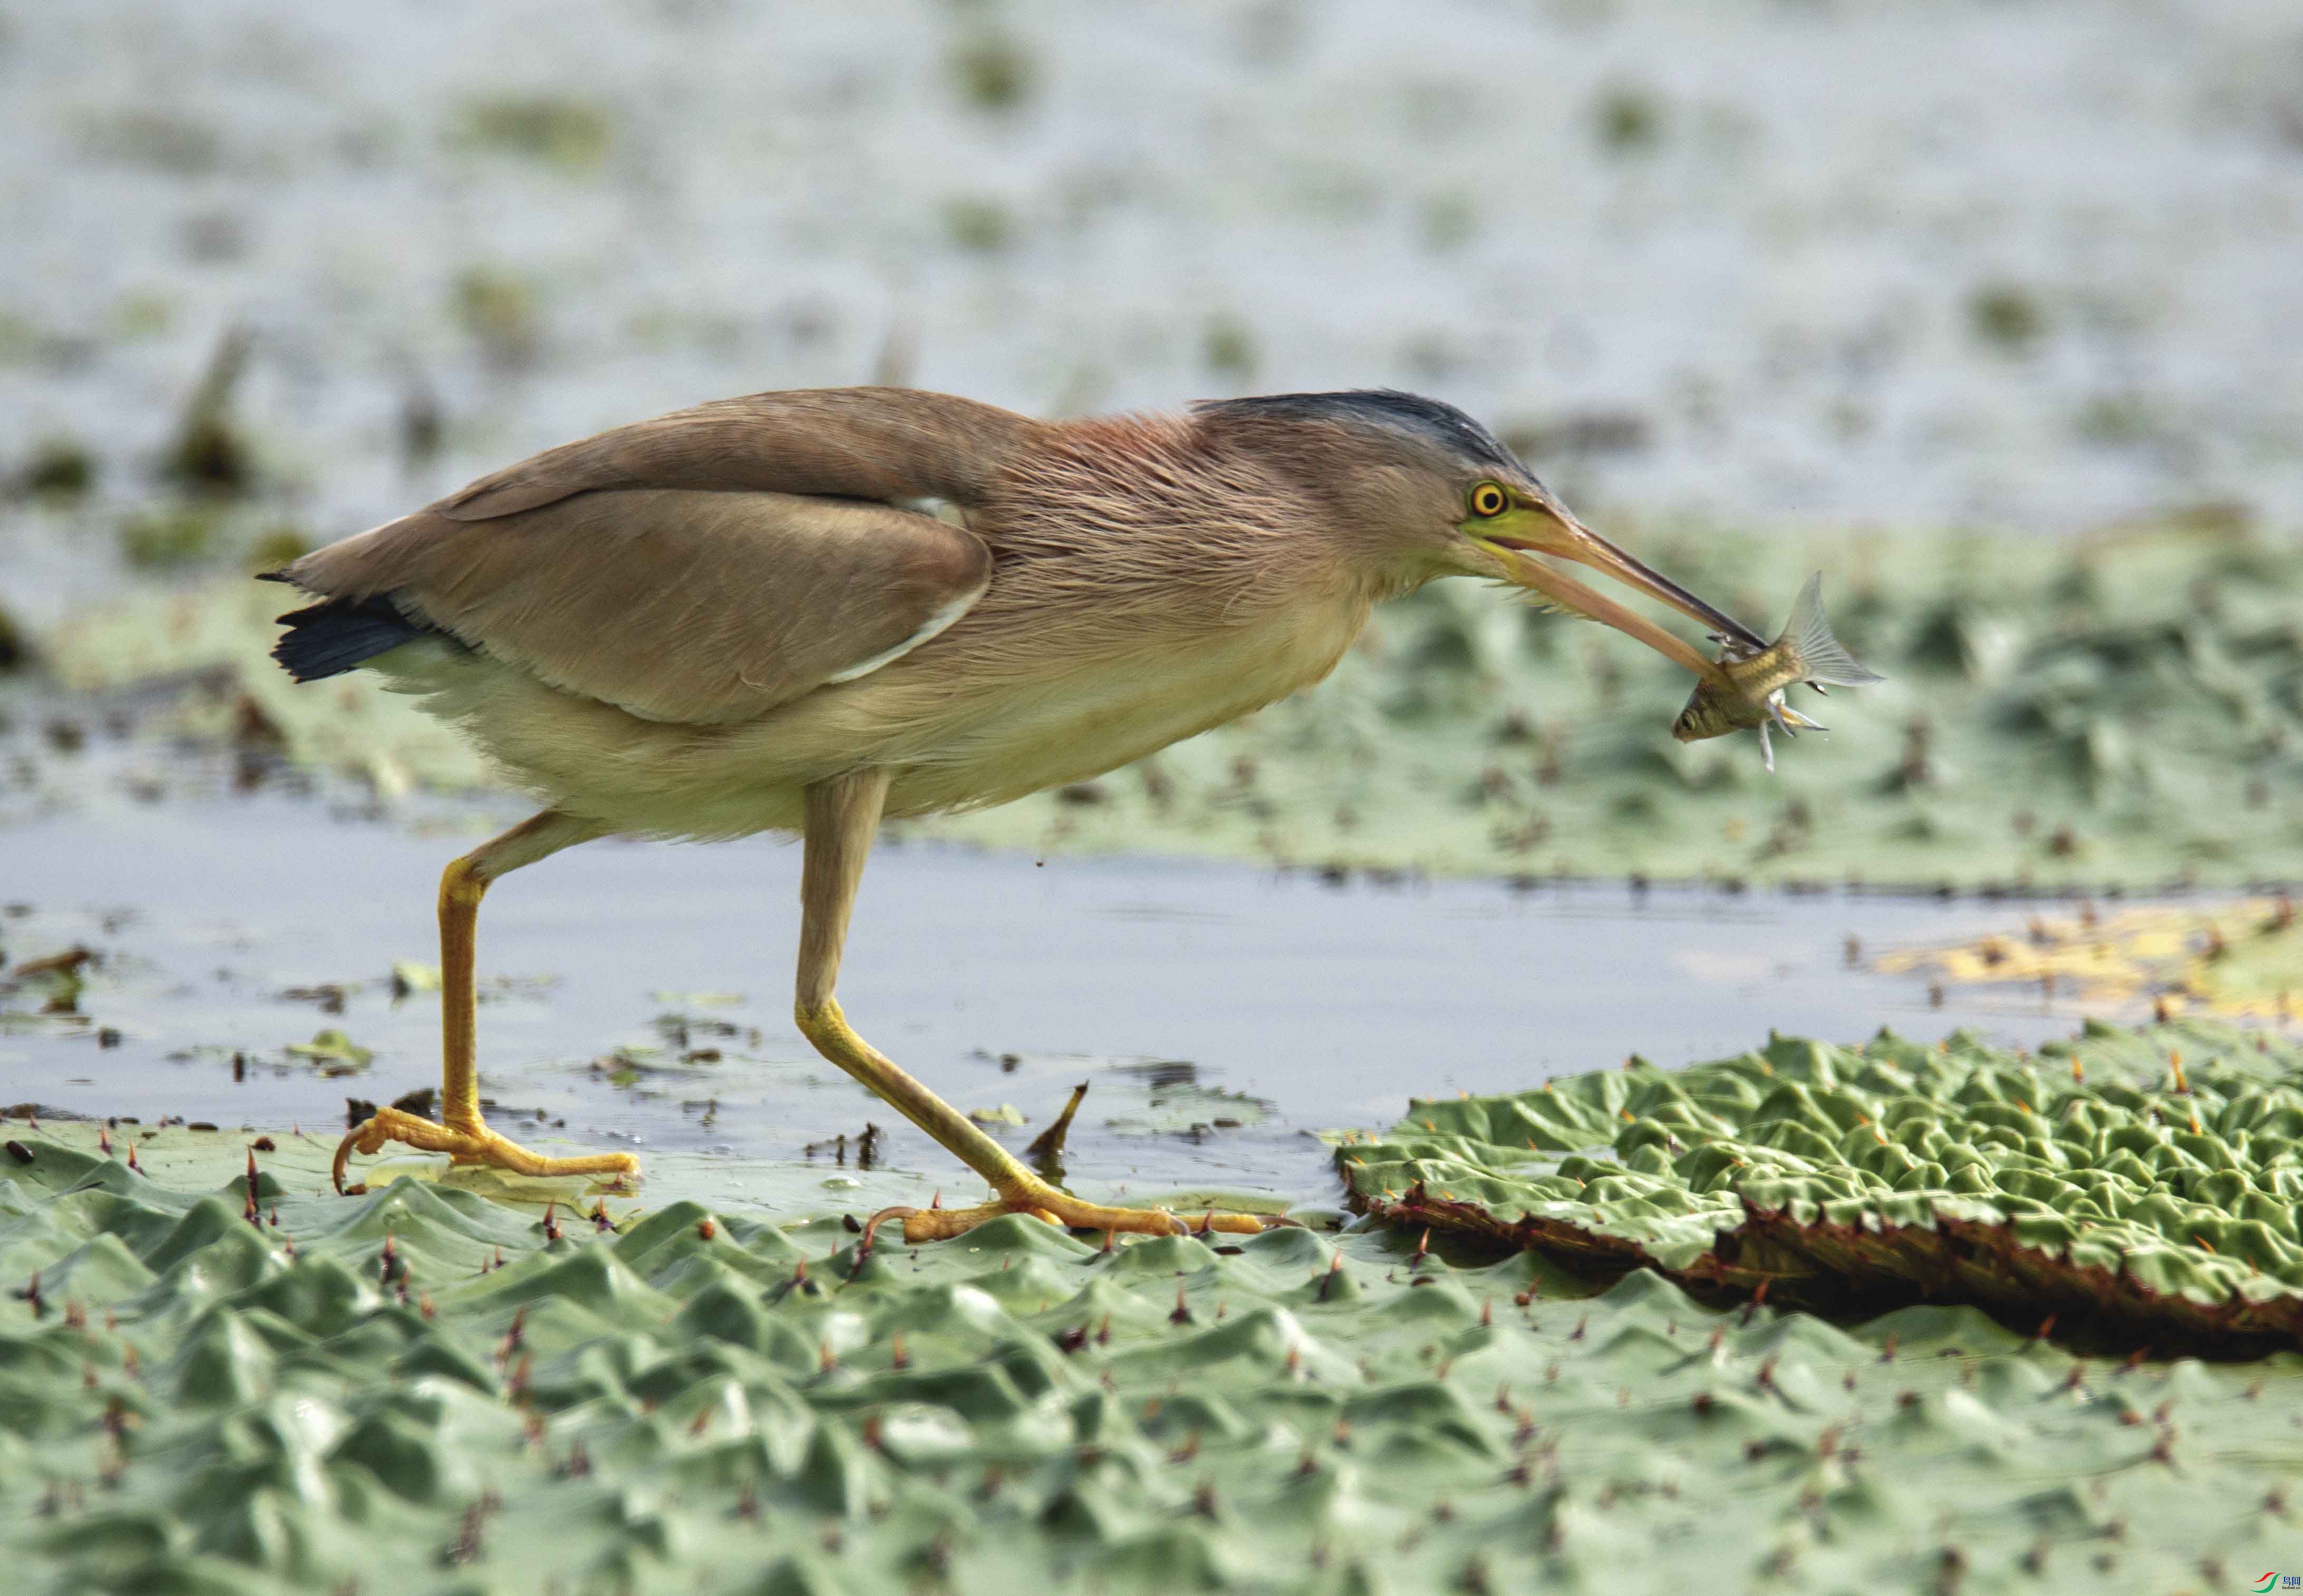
<box><xmin>1341</xmin><ymin>1018</ymin><xmax>2303</xmax><ymax>1356</ymax></box>
<box><xmin>8</xmin><ymin>1098</ymin><xmax>2303</xmax><ymax>1594</ymax></box>
<box><xmin>282</xmin><ymin>1027</ymin><xmax>373</xmax><ymax>1072</ymax></box>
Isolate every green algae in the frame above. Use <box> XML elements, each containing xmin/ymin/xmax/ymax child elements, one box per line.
<box><xmin>1341</xmin><ymin>1019</ymin><xmax>2303</xmax><ymax>1356</ymax></box>
<box><xmin>8</xmin><ymin>1116</ymin><xmax>2303</xmax><ymax>1594</ymax></box>
<box><xmin>40</xmin><ymin>517</ymin><xmax>2303</xmax><ymax>889</ymax></box>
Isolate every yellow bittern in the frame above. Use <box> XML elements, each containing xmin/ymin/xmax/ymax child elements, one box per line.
<box><xmin>268</xmin><ymin>386</ymin><xmax>1761</xmax><ymax>1240</ymax></box>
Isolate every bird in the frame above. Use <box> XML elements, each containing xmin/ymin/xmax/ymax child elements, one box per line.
<box><xmin>265</xmin><ymin>385</ymin><xmax>1763</xmax><ymax>1242</ymax></box>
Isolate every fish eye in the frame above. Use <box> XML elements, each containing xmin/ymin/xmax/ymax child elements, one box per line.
<box><xmin>1468</xmin><ymin>482</ymin><xmax>1508</xmax><ymax>519</ymax></box>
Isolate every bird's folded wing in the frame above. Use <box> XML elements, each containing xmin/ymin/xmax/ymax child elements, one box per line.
<box><xmin>283</xmin><ymin>388</ymin><xmax>1025</xmax><ymax>724</ymax></box>
<box><xmin>436</xmin><ymin>386</ymin><xmax>1029</xmax><ymax>519</ymax></box>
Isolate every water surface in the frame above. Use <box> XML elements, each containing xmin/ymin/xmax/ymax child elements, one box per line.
<box><xmin>5</xmin><ymin>792</ymin><xmax>2098</xmax><ymax>1203</ymax></box>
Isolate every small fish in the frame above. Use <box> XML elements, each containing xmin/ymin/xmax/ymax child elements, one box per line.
<box><xmin>1672</xmin><ymin>573</ymin><xmax>1882</xmax><ymax>771</ymax></box>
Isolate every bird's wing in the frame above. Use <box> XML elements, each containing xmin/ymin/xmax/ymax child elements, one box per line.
<box><xmin>282</xmin><ymin>388</ymin><xmax>1028</xmax><ymax>724</ymax></box>
<box><xmin>433</xmin><ymin>386</ymin><xmax>1029</xmax><ymax>519</ymax></box>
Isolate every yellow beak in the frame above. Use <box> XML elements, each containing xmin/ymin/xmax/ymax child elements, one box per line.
<box><xmin>1475</xmin><ymin>498</ymin><xmax>1761</xmax><ymax>687</ymax></box>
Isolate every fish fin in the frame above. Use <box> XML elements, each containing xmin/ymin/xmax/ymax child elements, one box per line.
<box><xmin>1758</xmin><ymin>720</ymin><xmax>1776</xmax><ymax>773</ymax></box>
<box><xmin>1774</xmin><ymin>702</ymin><xmax>1827</xmax><ymax>733</ymax></box>
<box><xmin>1781</xmin><ymin>572</ymin><xmax>1883</xmax><ymax>687</ymax></box>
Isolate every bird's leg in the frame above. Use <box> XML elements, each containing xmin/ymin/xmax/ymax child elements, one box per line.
<box><xmin>333</xmin><ymin>810</ymin><xmax>638</xmax><ymax>1195</ymax></box>
<box><xmin>792</xmin><ymin>770</ymin><xmax>1280</xmax><ymax>1244</ymax></box>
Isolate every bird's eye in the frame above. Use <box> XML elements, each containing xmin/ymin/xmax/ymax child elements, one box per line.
<box><xmin>1468</xmin><ymin>483</ymin><xmax>1508</xmax><ymax>519</ymax></box>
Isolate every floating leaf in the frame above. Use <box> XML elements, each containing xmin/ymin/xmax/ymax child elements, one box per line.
<box><xmin>4</xmin><ymin>1100</ymin><xmax>2301</xmax><ymax>1592</ymax></box>
<box><xmin>283</xmin><ymin>1027</ymin><xmax>373</xmax><ymax>1072</ymax></box>
<box><xmin>1344</xmin><ymin>1018</ymin><xmax>2303</xmax><ymax>1356</ymax></box>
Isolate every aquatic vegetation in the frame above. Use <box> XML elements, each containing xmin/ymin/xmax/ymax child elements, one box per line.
<box><xmin>1200</xmin><ymin>314</ymin><xmax>1257</xmax><ymax>385</ymax></box>
<box><xmin>1593</xmin><ymin>83</ymin><xmax>1666</xmax><ymax>153</ymax></box>
<box><xmin>159</xmin><ymin>326</ymin><xmax>254</xmax><ymax>498</ymax></box>
<box><xmin>453</xmin><ymin>94</ymin><xmax>614</xmax><ymax>172</ymax></box>
<box><xmin>14</xmin><ymin>438</ymin><xmax>95</xmax><ymax>500</ymax></box>
<box><xmin>1341</xmin><ymin>1019</ymin><xmax>2303</xmax><ymax>1356</ymax></box>
<box><xmin>1</xmin><ymin>946</ymin><xmax>92</xmax><ymax>1022</ymax></box>
<box><xmin>117</xmin><ymin>504</ymin><xmax>224</xmax><ymax>569</ymax></box>
<box><xmin>1878</xmin><ymin>896</ymin><xmax>2303</xmax><ymax>1021</ymax></box>
<box><xmin>243</xmin><ymin>524</ymin><xmax>312</xmax><ymax>573</ymax></box>
<box><xmin>948</xmin><ymin>30</ymin><xmax>1037</xmax><ymax>115</ymax></box>
<box><xmin>941</xmin><ymin>197</ymin><xmax>1014</xmax><ymax>255</ymax></box>
<box><xmin>7</xmin><ymin>1111</ymin><xmax>2303</xmax><ymax>1593</ymax></box>
<box><xmin>1968</xmin><ymin>283</ymin><xmax>2048</xmax><ymax>354</ymax></box>
<box><xmin>452</xmin><ymin>267</ymin><xmax>546</xmax><ymax>371</ymax></box>
<box><xmin>283</xmin><ymin>1028</ymin><xmax>375</xmax><ymax>1074</ymax></box>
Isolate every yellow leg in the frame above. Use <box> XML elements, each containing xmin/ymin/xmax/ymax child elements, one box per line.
<box><xmin>334</xmin><ymin>811</ymin><xmax>639</xmax><ymax>1196</ymax></box>
<box><xmin>797</xmin><ymin>771</ymin><xmax>1283</xmax><ymax>1245</ymax></box>
<box><xmin>799</xmin><ymin>996</ymin><xmax>1270</xmax><ymax>1242</ymax></box>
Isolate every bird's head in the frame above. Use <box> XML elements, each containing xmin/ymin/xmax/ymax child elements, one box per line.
<box><xmin>1197</xmin><ymin>390</ymin><xmax>1762</xmax><ymax>680</ymax></box>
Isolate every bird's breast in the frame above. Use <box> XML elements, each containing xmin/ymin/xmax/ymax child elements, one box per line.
<box><xmin>855</xmin><ymin>585</ymin><xmax>1373</xmax><ymax>816</ymax></box>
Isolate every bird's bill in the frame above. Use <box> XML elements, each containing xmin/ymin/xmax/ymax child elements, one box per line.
<box><xmin>1476</xmin><ymin>503</ymin><xmax>1765</xmax><ymax>684</ymax></box>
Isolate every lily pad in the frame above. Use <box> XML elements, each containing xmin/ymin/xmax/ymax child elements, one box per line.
<box><xmin>283</xmin><ymin>1027</ymin><xmax>373</xmax><ymax>1072</ymax></box>
<box><xmin>8</xmin><ymin>1101</ymin><xmax>2303</xmax><ymax>1594</ymax></box>
<box><xmin>1341</xmin><ymin>1018</ymin><xmax>2303</xmax><ymax>1356</ymax></box>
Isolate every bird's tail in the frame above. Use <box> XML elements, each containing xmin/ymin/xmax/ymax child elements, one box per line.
<box><xmin>262</xmin><ymin>578</ymin><xmax>429</xmax><ymax>682</ymax></box>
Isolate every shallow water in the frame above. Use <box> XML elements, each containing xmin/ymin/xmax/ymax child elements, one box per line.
<box><xmin>4</xmin><ymin>791</ymin><xmax>2105</xmax><ymax>1205</ymax></box>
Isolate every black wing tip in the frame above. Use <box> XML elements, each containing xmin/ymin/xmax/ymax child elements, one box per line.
<box><xmin>270</xmin><ymin>593</ymin><xmax>428</xmax><ymax>683</ymax></box>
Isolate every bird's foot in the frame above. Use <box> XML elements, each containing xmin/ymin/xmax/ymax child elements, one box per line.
<box><xmin>332</xmin><ymin>1104</ymin><xmax>640</xmax><ymax>1195</ymax></box>
<box><xmin>862</xmin><ymin>1180</ymin><xmax>1283</xmax><ymax>1247</ymax></box>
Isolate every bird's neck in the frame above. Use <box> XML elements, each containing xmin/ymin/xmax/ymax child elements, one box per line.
<box><xmin>981</xmin><ymin>414</ymin><xmax>1386</xmax><ymax>620</ymax></box>
<box><xmin>1012</xmin><ymin>414</ymin><xmax>1444</xmax><ymax>592</ymax></box>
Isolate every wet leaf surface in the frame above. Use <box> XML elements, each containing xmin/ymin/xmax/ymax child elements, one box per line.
<box><xmin>8</xmin><ymin>1108</ymin><xmax>2303</xmax><ymax>1594</ymax></box>
<box><xmin>1344</xmin><ymin>1019</ymin><xmax>2303</xmax><ymax>1357</ymax></box>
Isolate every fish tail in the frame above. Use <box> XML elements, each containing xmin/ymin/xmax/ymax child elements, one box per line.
<box><xmin>1781</xmin><ymin>572</ymin><xmax>1883</xmax><ymax>687</ymax></box>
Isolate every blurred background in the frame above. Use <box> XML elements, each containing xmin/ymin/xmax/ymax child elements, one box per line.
<box><xmin>5</xmin><ymin>0</ymin><xmax>2303</xmax><ymax>619</ymax></box>
<box><xmin>4</xmin><ymin>2</ymin><xmax>2302</xmax><ymax>1188</ymax></box>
